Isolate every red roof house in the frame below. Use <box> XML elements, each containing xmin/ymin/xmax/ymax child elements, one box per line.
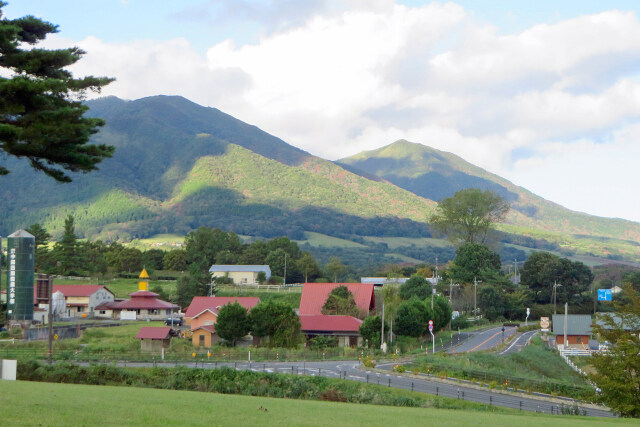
<box><xmin>185</xmin><ymin>296</ymin><xmax>261</xmax><ymax>318</ymax></box>
<box><xmin>300</xmin><ymin>314</ymin><xmax>364</xmax><ymax>348</ymax></box>
<box><xmin>299</xmin><ymin>283</ymin><xmax>375</xmax><ymax>316</ymax></box>
<box><xmin>34</xmin><ymin>284</ymin><xmax>115</xmax><ymax>318</ymax></box>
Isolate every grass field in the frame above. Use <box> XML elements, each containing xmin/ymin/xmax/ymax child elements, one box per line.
<box><xmin>295</xmin><ymin>231</ymin><xmax>368</xmax><ymax>248</ymax></box>
<box><xmin>0</xmin><ymin>381</ymin><xmax>629</xmax><ymax>426</ymax></box>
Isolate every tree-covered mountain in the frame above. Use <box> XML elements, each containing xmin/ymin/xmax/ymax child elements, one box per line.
<box><xmin>1</xmin><ymin>95</ymin><xmax>638</xmax><ymax>264</ymax></box>
<box><xmin>0</xmin><ymin>96</ymin><xmax>434</xmax><ymax>242</ymax></box>
<box><xmin>338</xmin><ymin>140</ymin><xmax>640</xmax><ymax>244</ymax></box>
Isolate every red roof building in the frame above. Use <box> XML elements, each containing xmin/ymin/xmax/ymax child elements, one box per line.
<box><xmin>299</xmin><ymin>283</ymin><xmax>375</xmax><ymax>316</ymax></box>
<box><xmin>300</xmin><ymin>314</ymin><xmax>364</xmax><ymax>348</ymax></box>
<box><xmin>112</xmin><ymin>290</ymin><xmax>179</xmax><ymax>321</ymax></box>
<box><xmin>136</xmin><ymin>326</ymin><xmax>172</xmax><ymax>352</ymax></box>
<box><xmin>185</xmin><ymin>296</ymin><xmax>260</xmax><ymax>319</ymax></box>
<box><xmin>34</xmin><ymin>284</ymin><xmax>115</xmax><ymax>318</ymax></box>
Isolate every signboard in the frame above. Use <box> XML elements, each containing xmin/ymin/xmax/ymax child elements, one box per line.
<box><xmin>7</xmin><ymin>248</ymin><xmax>16</xmax><ymax>316</ymax></box>
<box><xmin>120</xmin><ymin>311</ymin><xmax>137</xmax><ymax>320</ymax></box>
<box><xmin>598</xmin><ymin>289</ymin><xmax>612</xmax><ymax>301</ymax></box>
<box><xmin>540</xmin><ymin>317</ymin><xmax>550</xmax><ymax>330</ymax></box>
<box><xmin>428</xmin><ymin>320</ymin><xmax>433</xmax><ymax>331</ymax></box>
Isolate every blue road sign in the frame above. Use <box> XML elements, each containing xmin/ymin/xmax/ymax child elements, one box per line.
<box><xmin>598</xmin><ymin>289</ymin><xmax>612</xmax><ymax>301</ymax></box>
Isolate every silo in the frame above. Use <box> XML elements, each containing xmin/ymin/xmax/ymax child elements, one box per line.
<box><xmin>7</xmin><ymin>230</ymin><xmax>35</xmax><ymax>321</ymax></box>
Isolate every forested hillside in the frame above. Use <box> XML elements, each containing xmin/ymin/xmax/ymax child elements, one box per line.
<box><xmin>1</xmin><ymin>95</ymin><xmax>638</xmax><ymax>263</ymax></box>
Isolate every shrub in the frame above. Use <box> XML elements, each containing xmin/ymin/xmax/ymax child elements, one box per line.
<box><xmin>319</xmin><ymin>388</ymin><xmax>347</xmax><ymax>402</ymax></box>
<box><xmin>396</xmin><ymin>365</ymin><xmax>406</xmax><ymax>373</ymax></box>
<box><xmin>362</xmin><ymin>356</ymin><xmax>376</xmax><ymax>368</ymax></box>
<box><xmin>451</xmin><ymin>316</ymin><xmax>470</xmax><ymax>330</ymax></box>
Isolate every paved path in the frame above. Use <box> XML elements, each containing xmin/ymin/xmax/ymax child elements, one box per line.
<box><xmin>85</xmin><ymin>359</ymin><xmax>612</xmax><ymax>417</ymax></box>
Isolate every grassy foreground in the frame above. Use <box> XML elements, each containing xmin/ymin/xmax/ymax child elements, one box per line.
<box><xmin>0</xmin><ymin>381</ymin><xmax>630</xmax><ymax>427</ymax></box>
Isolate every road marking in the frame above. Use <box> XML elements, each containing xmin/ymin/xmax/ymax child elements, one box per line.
<box><xmin>470</xmin><ymin>329</ymin><xmax>504</xmax><ymax>352</ymax></box>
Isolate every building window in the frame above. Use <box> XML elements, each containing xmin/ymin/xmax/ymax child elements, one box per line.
<box><xmin>577</xmin><ymin>336</ymin><xmax>582</xmax><ymax>344</ymax></box>
<box><xmin>99</xmin><ymin>310</ymin><xmax>106</xmax><ymax>315</ymax></box>
<box><xmin>199</xmin><ymin>335</ymin><xmax>205</xmax><ymax>346</ymax></box>
<box><xmin>149</xmin><ymin>309</ymin><xmax>158</xmax><ymax>315</ymax></box>
<box><xmin>166</xmin><ymin>310</ymin><xmax>171</xmax><ymax>315</ymax></box>
<box><xmin>77</xmin><ymin>306</ymin><xmax>84</xmax><ymax>312</ymax></box>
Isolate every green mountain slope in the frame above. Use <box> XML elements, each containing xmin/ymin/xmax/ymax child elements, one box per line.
<box><xmin>338</xmin><ymin>139</ymin><xmax>640</xmax><ymax>243</ymax></box>
<box><xmin>0</xmin><ymin>96</ymin><xmax>433</xmax><ymax>241</ymax></box>
<box><xmin>1</xmin><ymin>96</ymin><xmax>638</xmax><ymax>263</ymax></box>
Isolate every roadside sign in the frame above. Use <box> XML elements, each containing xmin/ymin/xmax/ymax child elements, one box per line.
<box><xmin>540</xmin><ymin>317</ymin><xmax>550</xmax><ymax>330</ymax></box>
<box><xmin>598</xmin><ymin>289</ymin><xmax>612</xmax><ymax>301</ymax></box>
<box><xmin>428</xmin><ymin>320</ymin><xmax>433</xmax><ymax>331</ymax></box>
<box><xmin>526</xmin><ymin>307</ymin><xmax>530</xmax><ymax>316</ymax></box>
<box><xmin>53</xmin><ymin>334</ymin><xmax>58</xmax><ymax>340</ymax></box>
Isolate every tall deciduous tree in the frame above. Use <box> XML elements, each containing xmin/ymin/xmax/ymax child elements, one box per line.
<box><xmin>322</xmin><ymin>285</ymin><xmax>359</xmax><ymax>317</ymax></box>
<box><xmin>0</xmin><ymin>2</ymin><xmax>114</xmax><ymax>182</ymax></box>
<box><xmin>449</xmin><ymin>243</ymin><xmax>502</xmax><ymax>284</ymax></box>
<box><xmin>359</xmin><ymin>315</ymin><xmax>388</xmax><ymax>348</ymax></box>
<box><xmin>399</xmin><ymin>275</ymin><xmax>430</xmax><ymax>300</ymax></box>
<box><xmin>521</xmin><ymin>251</ymin><xmax>593</xmax><ymax>304</ymax></box>
<box><xmin>325</xmin><ymin>257</ymin><xmax>347</xmax><ymax>282</ymax></box>
<box><xmin>215</xmin><ymin>302</ymin><xmax>250</xmax><ymax>346</ymax></box>
<box><xmin>590</xmin><ymin>285</ymin><xmax>640</xmax><ymax>417</ymax></box>
<box><xmin>430</xmin><ymin>189</ymin><xmax>509</xmax><ymax>245</ymax></box>
<box><xmin>248</xmin><ymin>300</ymin><xmax>301</xmax><ymax>348</ymax></box>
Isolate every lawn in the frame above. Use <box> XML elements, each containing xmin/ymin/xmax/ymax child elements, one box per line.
<box><xmin>0</xmin><ymin>381</ymin><xmax>629</xmax><ymax>426</ymax></box>
<box><xmin>295</xmin><ymin>231</ymin><xmax>367</xmax><ymax>248</ymax></box>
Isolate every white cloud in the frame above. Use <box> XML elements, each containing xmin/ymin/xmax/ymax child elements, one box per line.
<box><xmin>49</xmin><ymin>2</ymin><xmax>640</xmax><ymax>221</ymax></box>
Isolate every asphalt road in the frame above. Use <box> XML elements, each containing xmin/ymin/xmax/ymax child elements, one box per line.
<box><xmin>90</xmin><ymin>359</ymin><xmax>612</xmax><ymax>418</ymax></box>
<box><xmin>449</xmin><ymin>326</ymin><xmax>518</xmax><ymax>353</ymax></box>
<box><xmin>498</xmin><ymin>330</ymin><xmax>538</xmax><ymax>355</ymax></box>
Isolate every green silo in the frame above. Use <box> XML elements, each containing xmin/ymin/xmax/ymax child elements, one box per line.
<box><xmin>7</xmin><ymin>230</ymin><xmax>35</xmax><ymax>321</ymax></box>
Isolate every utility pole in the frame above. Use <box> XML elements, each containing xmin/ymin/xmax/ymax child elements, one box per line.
<box><xmin>432</xmin><ymin>257</ymin><xmax>439</xmax><ymax>310</ymax></box>
<box><xmin>283</xmin><ymin>253</ymin><xmax>287</xmax><ymax>286</ymax></box>
<box><xmin>380</xmin><ymin>301</ymin><xmax>385</xmax><ymax>351</ymax></box>
<box><xmin>47</xmin><ymin>275</ymin><xmax>53</xmax><ymax>365</ymax></box>
<box><xmin>473</xmin><ymin>277</ymin><xmax>480</xmax><ymax>318</ymax></box>
<box><xmin>553</xmin><ymin>282</ymin><xmax>562</xmax><ymax>314</ymax></box>
<box><xmin>563</xmin><ymin>302</ymin><xmax>568</xmax><ymax>349</ymax></box>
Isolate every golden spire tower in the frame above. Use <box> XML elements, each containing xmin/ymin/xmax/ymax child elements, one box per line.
<box><xmin>138</xmin><ymin>268</ymin><xmax>149</xmax><ymax>291</ymax></box>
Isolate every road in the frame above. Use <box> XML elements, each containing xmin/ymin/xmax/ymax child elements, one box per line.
<box><xmin>449</xmin><ymin>326</ymin><xmax>518</xmax><ymax>353</ymax></box>
<box><xmin>85</xmin><ymin>359</ymin><xmax>612</xmax><ymax>417</ymax></box>
<box><xmin>499</xmin><ymin>330</ymin><xmax>538</xmax><ymax>355</ymax></box>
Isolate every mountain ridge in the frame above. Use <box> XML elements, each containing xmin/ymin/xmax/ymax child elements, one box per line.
<box><xmin>0</xmin><ymin>95</ymin><xmax>637</xmax><ymax>263</ymax></box>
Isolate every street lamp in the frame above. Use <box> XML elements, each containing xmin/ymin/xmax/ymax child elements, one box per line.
<box><xmin>552</xmin><ymin>282</ymin><xmax>562</xmax><ymax>314</ymax></box>
<box><xmin>473</xmin><ymin>277</ymin><xmax>482</xmax><ymax>319</ymax></box>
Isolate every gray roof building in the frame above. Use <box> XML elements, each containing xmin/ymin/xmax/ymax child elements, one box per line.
<box><xmin>209</xmin><ymin>265</ymin><xmax>271</xmax><ymax>277</ymax></box>
<box><xmin>552</xmin><ymin>314</ymin><xmax>592</xmax><ymax>336</ymax></box>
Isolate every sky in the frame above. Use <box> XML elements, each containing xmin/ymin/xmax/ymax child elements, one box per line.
<box><xmin>5</xmin><ymin>1</ymin><xmax>640</xmax><ymax>222</ymax></box>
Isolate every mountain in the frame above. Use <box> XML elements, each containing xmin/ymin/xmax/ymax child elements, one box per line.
<box><xmin>0</xmin><ymin>96</ymin><xmax>434</xmax><ymax>242</ymax></box>
<box><xmin>1</xmin><ymin>96</ymin><xmax>638</xmax><ymax>264</ymax></box>
<box><xmin>339</xmin><ymin>140</ymin><xmax>640</xmax><ymax>251</ymax></box>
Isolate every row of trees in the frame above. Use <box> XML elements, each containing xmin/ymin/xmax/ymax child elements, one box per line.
<box><xmin>215</xmin><ymin>300</ymin><xmax>301</xmax><ymax>347</ymax></box>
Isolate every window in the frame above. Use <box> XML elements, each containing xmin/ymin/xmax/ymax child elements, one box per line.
<box><xmin>166</xmin><ymin>310</ymin><xmax>171</xmax><ymax>315</ymax></box>
<box><xmin>577</xmin><ymin>336</ymin><xmax>582</xmax><ymax>344</ymax></box>
<box><xmin>99</xmin><ymin>310</ymin><xmax>106</xmax><ymax>315</ymax></box>
<box><xmin>77</xmin><ymin>306</ymin><xmax>84</xmax><ymax>312</ymax></box>
<box><xmin>149</xmin><ymin>309</ymin><xmax>158</xmax><ymax>315</ymax></box>
<box><xmin>199</xmin><ymin>335</ymin><xmax>205</xmax><ymax>346</ymax></box>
